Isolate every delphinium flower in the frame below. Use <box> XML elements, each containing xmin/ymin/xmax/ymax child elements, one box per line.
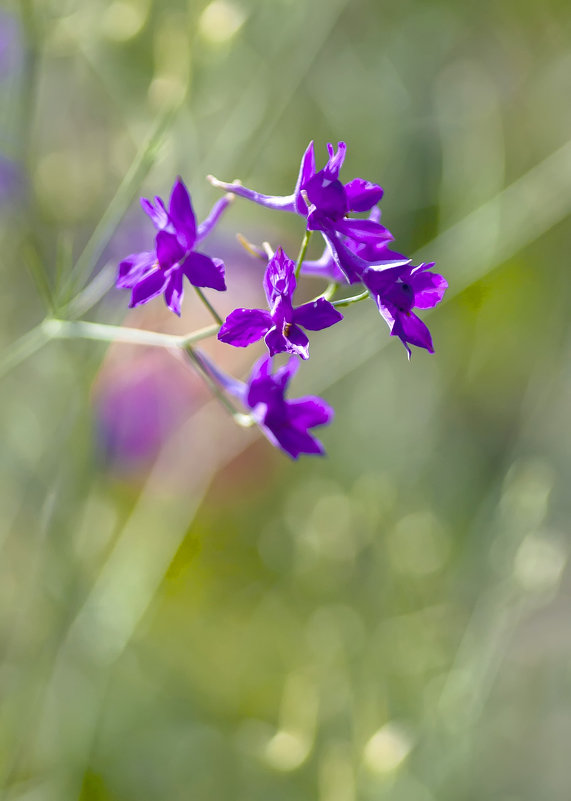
<box><xmin>117</xmin><ymin>177</ymin><xmax>230</xmax><ymax>315</ymax></box>
<box><xmin>218</xmin><ymin>247</ymin><xmax>343</xmax><ymax>359</ymax></box>
<box><xmin>197</xmin><ymin>352</ymin><xmax>333</xmax><ymax>459</ymax></box>
<box><xmin>362</xmin><ymin>261</ymin><xmax>448</xmax><ymax>357</ymax></box>
<box><xmin>208</xmin><ymin>141</ymin><xmax>393</xmax><ymax>282</ymax></box>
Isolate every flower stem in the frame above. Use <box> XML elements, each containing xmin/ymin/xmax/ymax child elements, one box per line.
<box><xmin>194</xmin><ymin>287</ymin><xmax>223</xmax><ymax>325</ymax></box>
<box><xmin>294</xmin><ymin>229</ymin><xmax>312</xmax><ymax>280</ymax></box>
<box><xmin>307</xmin><ymin>282</ymin><xmax>338</xmax><ymax>304</ymax></box>
<box><xmin>42</xmin><ymin>319</ymin><xmax>219</xmax><ymax>348</ymax></box>
<box><xmin>331</xmin><ymin>290</ymin><xmax>370</xmax><ymax>308</ymax></box>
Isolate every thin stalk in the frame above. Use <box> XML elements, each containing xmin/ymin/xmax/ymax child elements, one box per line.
<box><xmin>331</xmin><ymin>289</ymin><xmax>370</xmax><ymax>308</ymax></box>
<box><xmin>294</xmin><ymin>229</ymin><xmax>312</xmax><ymax>280</ymax></box>
<box><xmin>307</xmin><ymin>282</ymin><xmax>338</xmax><ymax>304</ymax></box>
<box><xmin>194</xmin><ymin>287</ymin><xmax>223</xmax><ymax>325</ymax></box>
<box><xmin>42</xmin><ymin>319</ymin><xmax>219</xmax><ymax>348</ymax></box>
<box><xmin>64</xmin><ymin>105</ymin><xmax>178</xmax><ymax>300</ymax></box>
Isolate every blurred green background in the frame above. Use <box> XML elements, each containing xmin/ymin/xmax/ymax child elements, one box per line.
<box><xmin>1</xmin><ymin>0</ymin><xmax>571</xmax><ymax>799</ymax></box>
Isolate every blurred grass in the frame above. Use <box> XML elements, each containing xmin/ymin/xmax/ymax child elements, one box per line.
<box><xmin>1</xmin><ymin>1</ymin><xmax>571</xmax><ymax>800</ymax></box>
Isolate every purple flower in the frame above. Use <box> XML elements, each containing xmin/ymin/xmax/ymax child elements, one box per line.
<box><xmin>117</xmin><ymin>177</ymin><xmax>229</xmax><ymax>316</ymax></box>
<box><xmin>208</xmin><ymin>141</ymin><xmax>390</xmax><ymax>272</ymax></box>
<box><xmin>218</xmin><ymin>247</ymin><xmax>343</xmax><ymax>359</ymax></box>
<box><xmin>362</xmin><ymin>262</ymin><xmax>448</xmax><ymax>357</ymax></box>
<box><xmin>199</xmin><ymin>353</ymin><xmax>334</xmax><ymax>459</ymax></box>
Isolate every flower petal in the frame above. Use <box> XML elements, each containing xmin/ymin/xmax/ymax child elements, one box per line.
<box><xmin>164</xmin><ymin>269</ymin><xmax>184</xmax><ymax>316</ymax></box>
<box><xmin>218</xmin><ymin>308</ymin><xmax>272</xmax><ymax>347</ymax></box>
<box><xmin>263</xmin><ymin>248</ymin><xmax>296</xmax><ymax>306</ymax></box>
<box><xmin>410</xmin><ymin>268</ymin><xmax>448</xmax><ymax>309</ymax></box>
<box><xmin>156</xmin><ymin>230</ymin><xmax>185</xmax><ymax>270</ymax></box>
<box><xmin>391</xmin><ymin>310</ymin><xmax>434</xmax><ymax>355</ymax></box>
<box><xmin>129</xmin><ymin>268</ymin><xmax>168</xmax><ymax>308</ymax></box>
<box><xmin>294</xmin><ymin>140</ymin><xmax>316</xmax><ymax>215</ymax></box>
<box><xmin>117</xmin><ymin>251</ymin><xmax>156</xmax><ymax>289</ymax></box>
<box><xmin>264</xmin><ymin>326</ymin><xmax>289</xmax><ymax>357</ymax></box>
<box><xmin>183</xmin><ymin>252</ymin><xmax>226</xmax><ymax>291</ymax></box>
<box><xmin>168</xmin><ymin>177</ymin><xmax>197</xmax><ymax>249</ymax></box>
<box><xmin>304</xmin><ymin>174</ymin><xmax>347</xmax><ymax>220</ymax></box>
<box><xmin>287</xmin><ymin>396</ymin><xmax>334</xmax><ymax>429</ymax></box>
<box><xmin>140</xmin><ymin>196</ymin><xmax>169</xmax><ymax>230</ymax></box>
<box><xmin>344</xmin><ymin>178</ymin><xmax>384</xmax><ymax>211</ymax></box>
<box><xmin>267</xmin><ymin>422</ymin><xmax>324</xmax><ymax>459</ymax></box>
<box><xmin>334</xmin><ymin>218</ymin><xmax>393</xmax><ymax>245</ymax></box>
<box><xmin>324</xmin><ymin>141</ymin><xmax>346</xmax><ymax>179</ymax></box>
<box><xmin>196</xmin><ymin>194</ymin><xmax>232</xmax><ymax>242</ymax></box>
<box><xmin>284</xmin><ymin>324</ymin><xmax>310</xmax><ymax>360</ymax></box>
<box><xmin>293</xmin><ymin>297</ymin><xmax>343</xmax><ymax>331</ymax></box>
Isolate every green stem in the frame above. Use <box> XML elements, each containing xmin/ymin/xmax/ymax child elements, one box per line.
<box><xmin>194</xmin><ymin>287</ymin><xmax>223</xmax><ymax>325</ymax></box>
<box><xmin>294</xmin><ymin>229</ymin><xmax>312</xmax><ymax>280</ymax></box>
<box><xmin>42</xmin><ymin>319</ymin><xmax>219</xmax><ymax>348</ymax></box>
<box><xmin>308</xmin><ymin>281</ymin><xmax>338</xmax><ymax>304</ymax></box>
<box><xmin>331</xmin><ymin>290</ymin><xmax>370</xmax><ymax>308</ymax></box>
<box><xmin>63</xmin><ymin>105</ymin><xmax>178</xmax><ymax>301</ymax></box>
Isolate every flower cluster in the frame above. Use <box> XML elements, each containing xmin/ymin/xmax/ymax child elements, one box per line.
<box><xmin>117</xmin><ymin>141</ymin><xmax>447</xmax><ymax>458</ymax></box>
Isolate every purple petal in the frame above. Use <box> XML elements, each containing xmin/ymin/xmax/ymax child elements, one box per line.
<box><xmin>117</xmin><ymin>251</ymin><xmax>156</xmax><ymax>289</ymax></box>
<box><xmin>183</xmin><ymin>251</ymin><xmax>226</xmax><ymax>291</ymax></box>
<box><xmin>284</xmin><ymin>324</ymin><xmax>310</xmax><ymax>360</ymax></box>
<box><xmin>410</xmin><ymin>268</ymin><xmax>448</xmax><ymax>309</ymax></box>
<box><xmin>293</xmin><ymin>297</ymin><xmax>343</xmax><ymax>331</ymax></box>
<box><xmin>267</xmin><ymin>423</ymin><xmax>324</xmax><ymax>459</ymax></box>
<box><xmin>321</xmin><ymin>228</ymin><xmax>370</xmax><ymax>283</ymax></box>
<box><xmin>164</xmin><ymin>269</ymin><xmax>184</xmax><ymax>316</ymax></box>
<box><xmin>334</xmin><ymin>218</ymin><xmax>393</xmax><ymax>245</ymax></box>
<box><xmin>129</xmin><ymin>268</ymin><xmax>168</xmax><ymax>308</ymax></box>
<box><xmin>196</xmin><ymin>195</ymin><xmax>232</xmax><ymax>242</ymax></box>
<box><xmin>324</xmin><ymin>142</ymin><xmax>346</xmax><ymax>179</ymax></box>
<box><xmin>218</xmin><ymin>308</ymin><xmax>272</xmax><ymax>347</ymax></box>
<box><xmin>287</xmin><ymin>397</ymin><xmax>334</xmax><ymax>429</ymax></box>
<box><xmin>391</xmin><ymin>310</ymin><xmax>434</xmax><ymax>355</ymax></box>
<box><xmin>264</xmin><ymin>326</ymin><xmax>289</xmax><ymax>357</ymax></box>
<box><xmin>168</xmin><ymin>177</ymin><xmax>197</xmax><ymax>250</ymax></box>
<box><xmin>263</xmin><ymin>248</ymin><xmax>296</xmax><ymax>306</ymax></box>
<box><xmin>363</xmin><ymin>264</ymin><xmax>412</xmax><ymax>296</ymax></box>
<box><xmin>294</xmin><ymin>141</ymin><xmax>315</xmax><ymax>215</ymax></box>
<box><xmin>344</xmin><ymin>178</ymin><xmax>384</xmax><ymax>212</ymax></box>
<box><xmin>156</xmin><ymin>230</ymin><xmax>185</xmax><ymax>270</ymax></box>
<box><xmin>300</xmin><ymin>243</ymin><xmax>347</xmax><ymax>283</ymax></box>
<box><xmin>140</xmin><ymin>196</ymin><xmax>169</xmax><ymax>230</ymax></box>
<box><xmin>304</xmin><ymin>174</ymin><xmax>348</xmax><ymax>220</ymax></box>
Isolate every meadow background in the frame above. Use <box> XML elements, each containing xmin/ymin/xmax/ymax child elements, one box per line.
<box><xmin>1</xmin><ymin>0</ymin><xmax>571</xmax><ymax>799</ymax></box>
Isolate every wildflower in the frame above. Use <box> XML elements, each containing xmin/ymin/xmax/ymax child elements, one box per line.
<box><xmin>208</xmin><ymin>141</ymin><xmax>388</xmax><ymax>256</ymax></box>
<box><xmin>117</xmin><ymin>178</ymin><xmax>229</xmax><ymax>315</ymax></box>
<box><xmin>218</xmin><ymin>247</ymin><xmax>342</xmax><ymax>359</ymax></box>
<box><xmin>362</xmin><ymin>262</ymin><xmax>447</xmax><ymax>357</ymax></box>
<box><xmin>199</xmin><ymin>352</ymin><xmax>334</xmax><ymax>459</ymax></box>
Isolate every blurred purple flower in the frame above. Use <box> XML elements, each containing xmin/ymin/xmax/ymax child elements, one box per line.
<box><xmin>363</xmin><ymin>261</ymin><xmax>448</xmax><ymax>357</ymax></box>
<box><xmin>94</xmin><ymin>353</ymin><xmax>198</xmax><ymax>471</ymax></box>
<box><xmin>200</xmin><ymin>352</ymin><xmax>333</xmax><ymax>459</ymax></box>
<box><xmin>218</xmin><ymin>247</ymin><xmax>342</xmax><ymax>359</ymax></box>
<box><xmin>117</xmin><ymin>177</ymin><xmax>229</xmax><ymax>315</ymax></box>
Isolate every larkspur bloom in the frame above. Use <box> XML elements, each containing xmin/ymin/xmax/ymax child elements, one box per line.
<box><xmin>362</xmin><ymin>262</ymin><xmax>447</xmax><ymax>357</ymax></box>
<box><xmin>199</xmin><ymin>352</ymin><xmax>333</xmax><ymax>459</ymax></box>
<box><xmin>218</xmin><ymin>247</ymin><xmax>343</xmax><ymax>359</ymax></box>
<box><xmin>208</xmin><ymin>141</ymin><xmax>394</xmax><ymax>282</ymax></box>
<box><xmin>117</xmin><ymin>177</ymin><xmax>229</xmax><ymax>316</ymax></box>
